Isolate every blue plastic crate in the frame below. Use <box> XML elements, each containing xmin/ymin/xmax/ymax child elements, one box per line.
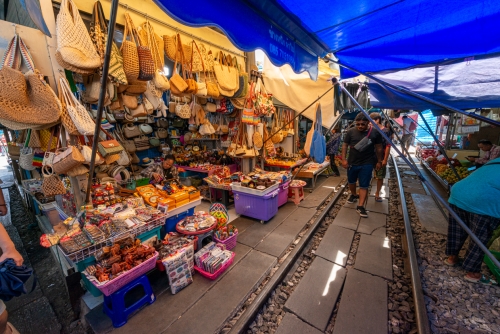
<box><xmin>165</xmin><ymin>208</ymin><xmax>195</xmax><ymax>233</ymax></box>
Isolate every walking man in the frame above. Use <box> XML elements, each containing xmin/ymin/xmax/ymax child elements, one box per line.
<box><xmin>401</xmin><ymin>115</ymin><xmax>415</xmax><ymax>157</ymax></box>
<box><xmin>370</xmin><ymin>113</ymin><xmax>392</xmax><ymax>201</ymax></box>
<box><xmin>341</xmin><ymin>113</ymin><xmax>384</xmax><ymax>217</ymax></box>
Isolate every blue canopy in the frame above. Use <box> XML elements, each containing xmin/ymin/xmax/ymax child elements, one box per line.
<box><xmin>154</xmin><ymin>0</ymin><xmax>500</xmax><ymax>80</ymax></box>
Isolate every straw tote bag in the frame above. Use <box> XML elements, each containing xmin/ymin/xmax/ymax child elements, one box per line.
<box><xmin>57</xmin><ymin>79</ymin><xmax>80</xmax><ymax>136</ymax></box>
<box><xmin>53</xmin><ymin>146</ymin><xmax>85</xmax><ymax>174</ymax></box>
<box><xmin>164</xmin><ymin>34</ymin><xmax>192</xmax><ymax>63</ymax></box>
<box><xmin>0</xmin><ymin>35</ymin><xmax>62</xmax><ymax>127</ymax></box>
<box><xmin>59</xmin><ymin>77</ymin><xmax>95</xmax><ymax>135</ymax></box>
<box><xmin>19</xmin><ymin>131</ymin><xmax>35</xmax><ymax>171</ymax></box>
<box><xmin>42</xmin><ymin>166</ymin><xmax>67</xmax><ymax>196</ymax></box>
<box><xmin>170</xmin><ymin>36</ymin><xmax>188</xmax><ymax>95</ymax></box>
<box><xmin>121</xmin><ymin>13</ymin><xmax>140</xmax><ymax>82</ymax></box>
<box><xmin>55</xmin><ymin>0</ymin><xmax>100</xmax><ymax>72</ymax></box>
<box><xmin>90</xmin><ymin>1</ymin><xmax>127</xmax><ymax>85</ymax></box>
<box><xmin>137</xmin><ymin>21</ymin><xmax>164</xmax><ymax>71</ymax></box>
<box><xmin>214</xmin><ymin>51</ymin><xmax>237</xmax><ymax>91</ymax></box>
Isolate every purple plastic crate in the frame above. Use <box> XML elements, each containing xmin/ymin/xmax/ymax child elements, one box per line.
<box><xmin>233</xmin><ymin>189</ymin><xmax>279</xmax><ymax>222</ymax></box>
<box><xmin>278</xmin><ymin>181</ymin><xmax>290</xmax><ymax>207</ymax></box>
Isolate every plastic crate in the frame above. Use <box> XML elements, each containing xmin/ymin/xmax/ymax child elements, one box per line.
<box><xmin>484</xmin><ymin>250</ymin><xmax>500</xmax><ymax>283</ymax></box>
<box><xmin>75</xmin><ymin>257</ymin><xmax>102</xmax><ymax>297</ymax></box>
<box><xmin>165</xmin><ymin>208</ymin><xmax>195</xmax><ymax>233</ymax></box>
<box><xmin>194</xmin><ymin>251</ymin><xmax>235</xmax><ymax>280</ymax></box>
<box><xmin>137</xmin><ymin>226</ymin><xmax>161</xmax><ymax>245</ymax></box>
<box><xmin>278</xmin><ymin>181</ymin><xmax>290</xmax><ymax>207</ymax></box>
<box><xmin>86</xmin><ymin>252</ymin><xmax>158</xmax><ymax>296</ymax></box>
<box><xmin>233</xmin><ymin>189</ymin><xmax>279</xmax><ymax>222</ymax></box>
<box><xmin>135</xmin><ymin>178</ymin><xmax>150</xmax><ymax>187</ymax></box>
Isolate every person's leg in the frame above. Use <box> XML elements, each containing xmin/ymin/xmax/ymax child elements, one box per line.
<box><xmin>462</xmin><ymin>213</ymin><xmax>500</xmax><ymax>279</ymax></box>
<box><xmin>347</xmin><ymin>165</ymin><xmax>359</xmax><ymax>203</ymax></box>
<box><xmin>0</xmin><ymin>301</ymin><xmax>10</xmax><ymax>334</ymax></box>
<box><xmin>445</xmin><ymin>205</ymin><xmax>470</xmax><ymax>264</ymax></box>
<box><xmin>329</xmin><ymin>154</ymin><xmax>340</xmax><ymax>176</ymax></box>
<box><xmin>374</xmin><ymin>167</ymin><xmax>386</xmax><ymax>200</ymax></box>
<box><xmin>356</xmin><ymin>165</ymin><xmax>372</xmax><ymax>217</ymax></box>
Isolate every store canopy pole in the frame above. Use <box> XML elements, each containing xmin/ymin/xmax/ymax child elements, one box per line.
<box><xmin>261</xmin><ymin>86</ymin><xmax>334</xmax><ymax>149</ymax></box>
<box><xmin>85</xmin><ymin>0</ymin><xmax>120</xmax><ymax>204</ymax></box>
<box><xmin>325</xmin><ymin>57</ymin><xmax>500</xmax><ymax>127</ymax></box>
<box><xmin>339</xmin><ymin>83</ymin><xmax>500</xmax><ymax>270</ymax></box>
<box><xmin>418</xmin><ymin>112</ymin><xmax>461</xmax><ymax>180</ymax></box>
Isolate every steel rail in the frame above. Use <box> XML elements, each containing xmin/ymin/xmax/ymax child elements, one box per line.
<box><xmin>392</xmin><ymin>155</ymin><xmax>432</xmax><ymax>334</ymax></box>
<box><xmin>228</xmin><ymin>180</ymin><xmax>347</xmax><ymax>334</ymax></box>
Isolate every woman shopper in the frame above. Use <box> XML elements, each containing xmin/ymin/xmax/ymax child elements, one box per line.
<box><xmin>445</xmin><ymin>157</ymin><xmax>500</xmax><ymax>284</ymax></box>
<box><xmin>0</xmin><ymin>190</ymin><xmax>22</xmax><ymax>334</ymax></box>
<box><xmin>341</xmin><ymin>113</ymin><xmax>384</xmax><ymax>217</ymax></box>
<box><xmin>326</xmin><ymin>127</ymin><xmax>342</xmax><ymax>177</ymax></box>
<box><xmin>370</xmin><ymin>113</ymin><xmax>392</xmax><ymax>201</ymax></box>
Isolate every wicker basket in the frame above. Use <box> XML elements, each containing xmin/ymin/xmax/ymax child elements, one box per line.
<box><xmin>85</xmin><ymin>251</ymin><xmax>158</xmax><ymax>296</ymax></box>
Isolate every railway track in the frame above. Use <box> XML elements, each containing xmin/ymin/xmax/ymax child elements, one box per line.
<box><xmin>217</xmin><ymin>156</ymin><xmax>438</xmax><ymax>334</ymax></box>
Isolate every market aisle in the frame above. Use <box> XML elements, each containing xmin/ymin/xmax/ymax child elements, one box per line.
<box><xmin>85</xmin><ymin>174</ymin><xmax>345</xmax><ymax>334</ymax></box>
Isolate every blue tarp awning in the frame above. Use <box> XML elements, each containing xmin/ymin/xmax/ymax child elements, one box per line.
<box><xmin>154</xmin><ymin>0</ymin><xmax>500</xmax><ymax>80</ymax></box>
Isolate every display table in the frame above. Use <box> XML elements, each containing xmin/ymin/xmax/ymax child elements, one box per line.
<box><xmin>175</xmin><ymin>164</ymin><xmax>238</xmax><ymax>176</ymax></box>
<box><xmin>207</xmin><ymin>183</ymin><xmax>233</xmax><ymax>207</ymax></box>
<box><xmin>295</xmin><ymin>161</ymin><xmax>331</xmax><ymax>191</ymax></box>
<box><xmin>264</xmin><ymin>158</ymin><xmax>307</xmax><ymax>170</ymax></box>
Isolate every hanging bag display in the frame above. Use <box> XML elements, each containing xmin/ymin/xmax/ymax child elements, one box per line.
<box><xmin>19</xmin><ymin>130</ymin><xmax>35</xmax><ymax>171</ymax></box>
<box><xmin>121</xmin><ymin>13</ymin><xmax>140</xmax><ymax>82</ymax></box>
<box><xmin>263</xmin><ymin>126</ymin><xmax>276</xmax><ymax>157</ymax></box>
<box><xmin>253</xmin><ymin>77</ymin><xmax>276</xmax><ymax>116</ymax></box>
<box><xmin>169</xmin><ymin>35</ymin><xmax>188</xmax><ymax>95</ymax></box>
<box><xmin>124</xmin><ymin>14</ymin><xmax>155</xmax><ymax>81</ymax></box>
<box><xmin>57</xmin><ymin>79</ymin><xmax>80</xmax><ymax>136</ymax></box>
<box><xmin>214</xmin><ymin>51</ymin><xmax>237</xmax><ymax>92</ymax></box>
<box><xmin>123</xmin><ymin>123</ymin><xmax>141</xmax><ymax>138</ymax></box>
<box><xmin>133</xmin><ymin>135</ymin><xmax>150</xmax><ymax>151</ymax></box>
<box><xmin>137</xmin><ymin>21</ymin><xmax>165</xmax><ymax>71</ymax></box>
<box><xmin>271</xmin><ymin>112</ymin><xmax>284</xmax><ymax>144</ymax></box>
<box><xmin>55</xmin><ymin>0</ymin><xmax>100</xmax><ymax>72</ymax></box>
<box><xmin>242</xmin><ymin>82</ymin><xmax>259</xmax><ymax>125</ymax></box>
<box><xmin>42</xmin><ymin>166</ymin><xmax>67</xmax><ymax>196</ymax></box>
<box><xmin>53</xmin><ymin>146</ymin><xmax>86</xmax><ymax>174</ymax></box>
<box><xmin>59</xmin><ymin>77</ymin><xmax>95</xmax><ymax>135</ymax></box>
<box><xmin>0</xmin><ymin>35</ymin><xmax>62</xmax><ymax>128</ymax></box>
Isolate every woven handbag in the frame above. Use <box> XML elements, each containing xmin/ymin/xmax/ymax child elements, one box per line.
<box><xmin>175</xmin><ymin>102</ymin><xmax>191</xmax><ymax>119</ymax></box>
<box><xmin>149</xmin><ymin>136</ymin><xmax>160</xmax><ymax>147</ymax></box>
<box><xmin>153</xmin><ymin>69</ymin><xmax>170</xmax><ymax>91</ymax></box>
<box><xmin>271</xmin><ymin>115</ymin><xmax>284</xmax><ymax>144</ymax></box>
<box><xmin>156</xmin><ymin>118</ymin><xmax>169</xmax><ymax>128</ymax></box>
<box><xmin>67</xmin><ymin>164</ymin><xmax>89</xmax><ymax>177</ymax></box>
<box><xmin>0</xmin><ymin>35</ymin><xmax>62</xmax><ymax>127</ymax></box>
<box><xmin>19</xmin><ymin>139</ymin><xmax>35</xmax><ymax>171</ymax></box>
<box><xmin>59</xmin><ymin>77</ymin><xmax>95</xmax><ymax>135</ymax></box>
<box><xmin>156</xmin><ymin>128</ymin><xmax>168</xmax><ymax>139</ymax></box>
<box><xmin>123</xmin><ymin>123</ymin><xmax>141</xmax><ymax>138</ymax></box>
<box><xmin>98</xmin><ymin>139</ymin><xmax>123</xmax><ymax>158</ymax></box>
<box><xmin>214</xmin><ymin>51</ymin><xmax>237</xmax><ymax>91</ymax></box>
<box><xmin>170</xmin><ymin>36</ymin><xmax>188</xmax><ymax>94</ymax></box>
<box><xmin>28</xmin><ymin>130</ymin><xmax>41</xmax><ymax>148</ymax></box>
<box><xmin>42</xmin><ymin>166</ymin><xmax>67</xmax><ymax>196</ymax></box>
<box><xmin>138</xmin><ymin>22</ymin><xmax>164</xmax><ymax>71</ymax></box>
<box><xmin>121</xmin><ymin>13</ymin><xmax>140</xmax><ymax>82</ymax></box>
<box><xmin>263</xmin><ymin>126</ymin><xmax>276</xmax><ymax>157</ymax></box>
<box><xmin>105</xmin><ymin>154</ymin><xmax>120</xmax><ymax>165</ymax></box>
<box><xmin>57</xmin><ymin>80</ymin><xmax>79</xmax><ymax>136</ymax></box>
<box><xmin>253</xmin><ymin>78</ymin><xmax>276</xmax><ymax>116</ymax></box>
<box><xmin>55</xmin><ymin>0</ymin><xmax>100</xmax><ymax>71</ymax></box>
<box><xmin>128</xmin><ymin>103</ymin><xmax>147</xmax><ymax>118</ymax></box>
<box><xmin>164</xmin><ymin>34</ymin><xmax>192</xmax><ymax>63</ymax></box>
<box><xmin>139</xmin><ymin>123</ymin><xmax>153</xmax><ymax>135</ymax></box>
<box><xmin>53</xmin><ymin>146</ymin><xmax>85</xmax><ymax>174</ymax></box>
<box><xmin>122</xmin><ymin>94</ymin><xmax>138</xmax><ymax>109</ymax></box>
<box><xmin>133</xmin><ymin>135</ymin><xmax>150</xmax><ymax>151</ymax></box>
<box><xmin>125</xmin><ymin>79</ymin><xmax>147</xmax><ymax>95</ymax></box>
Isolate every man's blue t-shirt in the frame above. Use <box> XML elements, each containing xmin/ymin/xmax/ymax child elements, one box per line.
<box><xmin>448</xmin><ymin>157</ymin><xmax>500</xmax><ymax>218</ymax></box>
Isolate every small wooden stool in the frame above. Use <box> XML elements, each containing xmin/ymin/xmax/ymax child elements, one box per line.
<box><xmin>288</xmin><ymin>180</ymin><xmax>306</xmax><ymax>205</ymax></box>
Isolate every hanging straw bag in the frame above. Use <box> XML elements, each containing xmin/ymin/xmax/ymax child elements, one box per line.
<box><xmin>137</xmin><ymin>21</ymin><xmax>165</xmax><ymax>71</ymax></box>
<box><xmin>57</xmin><ymin>79</ymin><xmax>80</xmax><ymax>136</ymax></box>
<box><xmin>42</xmin><ymin>166</ymin><xmax>67</xmax><ymax>196</ymax></box>
<box><xmin>0</xmin><ymin>35</ymin><xmax>62</xmax><ymax>127</ymax></box>
<box><xmin>121</xmin><ymin>13</ymin><xmax>140</xmax><ymax>82</ymax></box>
<box><xmin>214</xmin><ymin>51</ymin><xmax>237</xmax><ymax>91</ymax></box>
<box><xmin>271</xmin><ymin>113</ymin><xmax>284</xmax><ymax>144</ymax></box>
<box><xmin>55</xmin><ymin>0</ymin><xmax>100</xmax><ymax>71</ymax></box>
<box><xmin>59</xmin><ymin>77</ymin><xmax>95</xmax><ymax>135</ymax></box>
<box><xmin>175</xmin><ymin>101</ymin><xmax>191</xmax><ymax>119</ymax></box>
<box><xmin>253</xmin><ymin>78</ymin><xmax>276</xmax><ymax>116</ymax></box>
<box><xmin>19</xmin><ymin>130</ymin><xmax>35</xmax><ymax>170</ymax></box>
<box><xmin>67</xmin><ymin>164</ymin><xmax>89</xmax><ymax>177</ymax></box>
<box><xmin>169</xmin><ymin>35</ymin><xmax>188</xmax><ymax>94</ymax></box>
<box><xmin>123</xmin><ymin>14</ymin><xmax>155</xmax><ymax>81</ymax></box>
<box><xmin>53</xmin><ymin>146</ymin><xmax>85</xmax><ymax>174</ymax></box>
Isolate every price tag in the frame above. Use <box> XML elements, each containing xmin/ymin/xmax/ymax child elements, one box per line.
<box><xmin>452</xmin><ymin>153</ymin><xmax>457</xmax><ymax>159</ymax></box>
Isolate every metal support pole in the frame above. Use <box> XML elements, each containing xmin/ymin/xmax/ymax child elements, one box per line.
<box><xmin>85</xmin><ymin>0</ymin><xmax>120</xmax><ymax>204</ymax></box>
<box><xmin>418</xmin><ymin>112</ymin><xmax>461</xmax><ymax>180</ymax></box>
<box><xmin>325</xmin><ymin>57</ymin><xmax>500</xmax><ymax>127</ymax></box>
<box><xmin>338</xmin><ymin>84</ymin><xmax>500</xmax><ymax>271</ymax></box>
